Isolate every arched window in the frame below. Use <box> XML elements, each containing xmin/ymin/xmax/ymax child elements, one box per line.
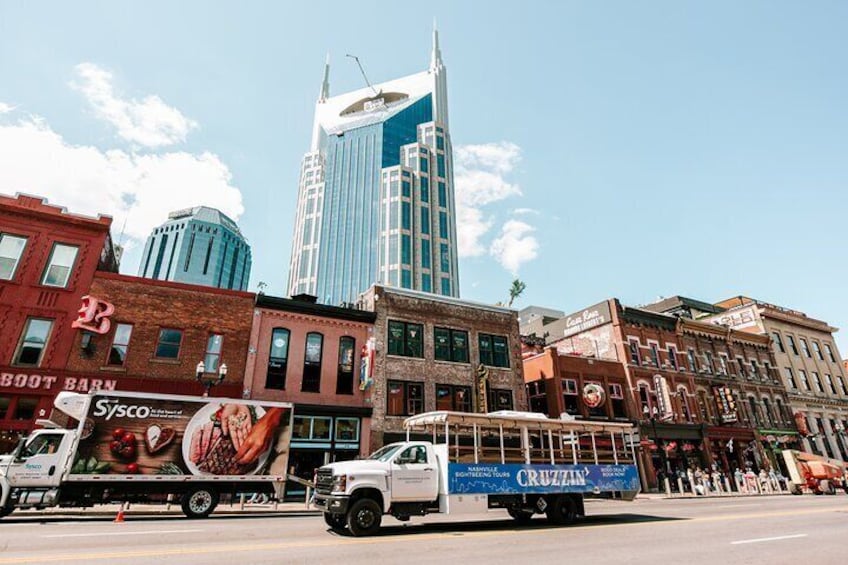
<box><xmin>638</xmin><ymin>383</ymin><xmax>652</xmax><ymax>418</ymax></box>
<box><xmin>761</xmin><ymin>397</ymin><xmax>774</xmax><ymax>427</ymax></box>
<box><xmin>747</xmin><ymin>397</ymin><xmax>762</xmax><ymax>427</ymax></box>
<box><xmin>336</xmin><ymin>336</ymin><xmax>356</xmax><ymax>395</ymax></box>
<box><xmin>266</xmin><ymin>328</ymin><xmax>290</xmax><ymax>390</ymax></box>
<box><xmin>677</xmin><ymin>386</ymin><xmax>693</xmax><ymax>423</ymax></box>
<box><xmin>697</xmin><ymin>389</ymin><xmax>712</xmax><ymax>423</ymax></box>
<box><xmin>302</xmin><ymin>332</ymin><xmax>323</xmax><ymax>392</ymax></box>
<box><xmin>774</xmin><ymin>397</ymin><xmax>787</xmax><ymax>425</ymax></box>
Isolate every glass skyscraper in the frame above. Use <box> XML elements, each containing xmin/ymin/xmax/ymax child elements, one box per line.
<box><xmin>287</xmin><ymin>28</ymin><xmax>459</xmax><ymax>305</ymax></box>
<box><xmin>138</xmin><ymin>206</ymin><xmax>252</xmax><ymax>291</ymax></box>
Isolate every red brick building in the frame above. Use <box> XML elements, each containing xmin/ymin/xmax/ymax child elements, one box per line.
<box><xmin>62</xmin><ymin>272</ymin><xmax>254</xmax><ymax>399</ymax></box>
<box><xmin>0</xmin><ymin>194</ymin><xmax>118</xmax><ymax>448</ymax></box>
<box><xmin>243</xmin><ymin>293</ymin><xmax>376</xmax><ymax>497</ymax></box>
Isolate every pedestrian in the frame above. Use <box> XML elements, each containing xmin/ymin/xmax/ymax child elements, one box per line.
<box><xmin>734</xmin><ymin>467</ymin><xmax>744</xmax><ymax>493</ymax></box>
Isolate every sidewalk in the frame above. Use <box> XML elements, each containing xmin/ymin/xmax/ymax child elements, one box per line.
<box><xmin>636</xmin><ymin>490</ymin><xmax>792</xmax><ymax>501</ymax></box>
<box><xmin>12</xmin><ymin>501</ymin><xmax>319</xmax><ymax>518</ymax></box>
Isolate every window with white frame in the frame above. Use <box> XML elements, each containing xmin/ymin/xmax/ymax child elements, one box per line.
<box><xmin>0</xmin><ymin>234</ymin><xmax>27</xmax><ymax>280</ymax></box>
<box><xmin>41</xmin><ymin>243</ymin><xmax>79</xmax><ymax>288</ymax></box>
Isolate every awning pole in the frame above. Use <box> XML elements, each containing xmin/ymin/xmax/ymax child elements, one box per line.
<box><xmin>611</xmin><ymin>431</ymin><xmax>618</xmax><ymax>465</ymax></box>
<box><xmin>591</xmin><ymin>432</ymin><xmax>599</xmax><ymax>465</ymax></box>
<box><xmin>548</xmin><ymin>430</ymin><xmax>555</xmax><ymax>465</ymax></box>
<box><xmin>499</xmin><ymin>424</ymin><xmax>505</xmax><ymax>464</ymax></box>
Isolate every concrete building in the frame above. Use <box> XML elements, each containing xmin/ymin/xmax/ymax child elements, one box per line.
<box><xmin>0</xmin><ymin>194</ymin><xmax>118</xmax><ymax>449</ymax></box>
<box><xmin>706</xmin><ymin>296</ymin><xmax>848</xmax><ymax>461</ymax></box>
<box><xmin>357</xmin><ymin>285</ymin><xmax>526</xmax><ymax>449</ymax></box>
<box><xmin>242</xmin><ymin>293</ymin><xmax>376</xmax><ymax>498</ymax></box>
<box><xmin>138</xmin><ymin>206</ymin><xmax>251</xmax><ymax>291</ymax></box>
<box><xmin>287</xmin><ymin>27</ymin><xmax>459</xmax><ymax>305</ymax></box>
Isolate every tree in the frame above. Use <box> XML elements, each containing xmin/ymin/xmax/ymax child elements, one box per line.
<box><xmin>507</xmin><ymin>279</ymin><xmax>526</xmax><ymax>308</ymax></box>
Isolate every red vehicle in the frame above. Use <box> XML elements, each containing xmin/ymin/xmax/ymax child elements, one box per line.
<box><xmin>782</xmin><ymin>450</ymin><xmax>847</xmax><ymax>495</ymax></box>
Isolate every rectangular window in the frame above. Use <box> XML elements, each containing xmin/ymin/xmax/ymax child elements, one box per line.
<box><xmin>749</xmin><ymin>359</ymin><xmax>759</xmax><ymax>379</ymax></box>
<box><xmin>437</xmin><ymin>154</ymin><xmax>446</xmax><ymax>177</ymax></box>
<box><xmin>155</xmin><ymin>329</ymin><xmax>183</xmax><ymax>359</ymax></box>
<box><xmin>787</xmin><ymin>335</ymin><xmax>799</xmax><ymax>356</ymax></box>
<box><xmin>0</xmin><ymin>234</ymin><xmax>27</xmax><ymax>280</ymax></box>
<box><xmin>41</xmin><ymin>243</ymin><xmax>79</xmax><ymax>288</ymax></box>
<box><xmin>401</xmin><ymin>234</ymin><xmax>411</xmax><ymax>265</ymax></box>
<box><xmin>13</xmin><ymin>318</ymin><xmax>53</xmax><ymax>366</ymax></box>
<box><xmin>436</xmin><ymin>384</ymin><xmax>472</xmax><ymax>412</ymax></box>
<box><xmin>704</xmin><ymin>352</ymin><xmax>714</xmax><ymax>373</ymax></box>
<box><xmin>302</xmin><ymin>332</ymin><xmax>323</xmax><ymax>392</ymax></box>
<box><xmin>562</xmin><ymin>379</ymin><xmax>579</xmax><ymax>414</ymax></box>
<box><xmin>799</xmin><ymin>370</ymin><xmax>810</xmax><ymax>390</ymax></box>
<box><xmin>825</xmin><ymin>344</ymin><xmax>836</xmax><ymax>363</ymax></box>
<box><xmin>439</xmin><ymin>211</ymin><xmax>449</xmax><ymax>239</ymax></box>
<box><xmin>771</xmin><ymin>332</ymin><xmax>785</xmax><ymax>353</ymax></box>
<box><xmin>687</xmin><ymin>349</ymin><xmax>697</xmax><ymax>372</ymax></box>
<box><xmin>107</xmin><ymin>323</ymin><xmax>133</xmax><ymax>366</ymax></box>
<box><xmin>336</xmin><ymin>337</ymin><xmax>355</xmax><ymax>395</ymax></box>
<box><xmin>204</xmin><ymin>334</ymin><xmax>224</xmax><ymax>373</ymax></box>
<box><xmin>420</xmin><ymin>177</ymin><xmax>429</xmax><ymax>202</ymax></box>
<box><xmin>649</xmin><ymin>343</ymin><xmax>659</xmax><ymax>367</ymax></box>
<box><xmin>825</xmin><ymin>374</ymin><xmax>836</xmax><ymax>395</ymax></box>
<box><xmin>266</xmin><ymin>328</ymin><xmax>290</xmax><ymax>390</ymax></box>
<box><xmin>609</xmin><ymin>383</ymin><xmax>626</xmax><ymax>418</ymax></box>
<box><xmin>387</xmin><ymin>381</ymin><xmax>424</xmax><ymax>416</ymax></box>
<box><xmin>401</xmin><ymin>202</ymin><xmax>411</xmax><ymax>230</ymax></box>
<box><xmin>785</xmin><ymin>367</ymin><xmax>797</xmax><ymax>389</ymax></box>
<box><xmin>421</xmin><ymin>273</ymin><xmax>431</xmax><ymax>293</ymax></box>
<box><xmin>628</xmin><ymin>339</ymin><xmax>641</xmax><ymax>365</ymax></box>
<box><xmin>421</xmin><ymin>208</ymin><xmax>430</xmax><ymax>235</ymax></box>
<box><xmin>441</xmin><ymin>277</ymin><xmax>451</xmax><ymax>295</ymax></box>
<box><xmin>438</xmin><ymin>182</ymin><xmax>447</xmax><ymax>207</ymax></box>
<box><xmin>14</xmin><ymin>397</ymin><xmax>38</xmax><ymax>421</ymax></box>
<box><xmin>335</xmin><ymin>417</ymin><xmax>359</xmax><ymax>442</ymax></box>
<box><xmin>440</xmin><ymin>243</ymin><xmax>450</xmax><ymax>272</ymax></box>
<box><xmin>812</xmin><ymin>341</ymin><xmax>824</xmax><ymax>360</ymax></box>
<box><xmin>837</xmin><ymin>376</ymin><xmax>847</xmax><ymax>396</ymax></box>
<box><xmin>436</xmin><ymin>135</ymin><xmax>444</xmax><ymax>150</ymax></box>
<box><xmin>812</xmin><ymin>371</ymin><xmax>823</xmax><ymax>393</ymax></box>
<box><xmin>488</xmin><ymin>389</ymin><xmax>514</xmax><ymax>411</ymax></box>
<box><xmin>401</xmin><ymin>269</ymin><xmax>411</xmax><ymax>288</ymax></box>
<box><xmin>479</xmin><ymin>334</ymin><xmax>509</xmax><ymax>368</ymax></box>
<box><xmin>736</xmin><ymin>356</ymin><xmax>747</xmax><ymax>378</ymax></box>
<box><xmin>718</xmin><ymin>354</ymin><xmax>729</xmax><ymax>375</ymax></box>
<box><xmin>434</xmin><ymin>327</ymin><xmax>469</xmax><ymax>363</ymax></box>
<box><xmin>668</xmin><ymin>346</ymin><xmax>678</xmax><ymax>370</ymax></box>
<box><xmin>402</xmin><ymin>180</ymin><xmax>411</xmax><ymax>197</ymax></box>
<box><xmin>800</xmin><ymin>338</ymin><xmax>811</xmax><ymax>358</ymax></box>
<box><xmin>419</xmin><ymin>157</ymin><xmax>428</xmax><ymax>173</ymax></box>
<box><xmin>421</xmin><ymin>238</ymin><xmax>431</xmax><ymax>268</ymax></box>
<box><xmin>387</xmin><ymin>320</ymin><xmax>424</xmax><ymax>358</ymax></box>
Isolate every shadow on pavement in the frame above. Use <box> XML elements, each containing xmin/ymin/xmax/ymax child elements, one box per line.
<box><xmin>1</xmin><ymin>511</ymin><xmax>320</xmax><ymax>525</ymax></box>
<box><xmin>333</xmin><ymin>513</ymin><xmax>684</xmax><ymax>538</ymax></box>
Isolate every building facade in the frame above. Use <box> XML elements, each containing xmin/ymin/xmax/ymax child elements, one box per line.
<box><xmin>0</xmin><ymin>194</ymin><xmax>117</xmax><ymax>450</ymax></box>
<box><xmin>358</xmin><ymin>285</ymin><xmax>526</xmax><ymax>449</ymax></box>
<box><xmin>708</xmin><ymin>296</ymin><xmax>848</xmax><ymax>461</ymax></box>
<box><xmin>287</xmin><ymin>28</ymin><xmax>459</xmax><ymax>305</ymax></box>
<box><xmin>138</xmin><ymin>206</ymin><xmax>252</xmax><ymax>291</ymax></box>
<box><xmin>243</xmin><ymin>294</ymin><xmax>376</xmax><ymax>498</ymax></box>
<box><xmin>526</xmin><ymin>298</ymin><xmax>796</xmax><ymax>491</ymax></box>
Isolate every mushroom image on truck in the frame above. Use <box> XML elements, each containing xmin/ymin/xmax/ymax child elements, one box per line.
<box><xmin>0</xmin><ymin>391</ymin><xmax>293</xmax><ymax>519</ymax></box>
<box><xmin>313</xmin><ymin>411</ymin><xmax>640</xmax><ymax>536</ymax></box>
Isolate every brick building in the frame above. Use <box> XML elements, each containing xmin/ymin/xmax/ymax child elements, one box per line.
<box><xmin>358</xmin><ymin>285</ymin><xmax>527</xmax><ymax>449</ymax></box>
<box><xmin>243</xmin><ymin>293</ymin><xmax>376</xmax><ymax>497</ymax></box>
<box><xmin>523</xmin><ymin>298</ymin><xmax>797</xmax><ymax>491</ymax></box>
<box><xmin>62</xmin><ymin>272</ymin><xmax>254</xmax><ymax>400</ymax></box>
<box><xmin>0</xmin><ymin>194</ymin><xmax>118</xmax><ymax>449</ymax></box>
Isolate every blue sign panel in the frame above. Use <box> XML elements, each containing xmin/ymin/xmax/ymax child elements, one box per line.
<box><xmin>448</xmin><ymin>463</ymin><xmax>640</xmax><ymax>495</ymax></box>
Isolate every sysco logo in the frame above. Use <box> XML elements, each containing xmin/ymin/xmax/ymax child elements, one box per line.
<box><xmin>93</xmin><ymin>398</ymin><xmax>151</xmax><ymax>420</ymax></box>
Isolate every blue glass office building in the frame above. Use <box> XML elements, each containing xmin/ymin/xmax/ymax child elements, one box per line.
<box><xmin>288</xmin><ymin>29</ymin><xmax>459</xmax><ymax>305</ymax></box>
<box><xmin>138</xmin><ymin>206</ymin><xmax>251</xmax><ymax>291</ymax></box>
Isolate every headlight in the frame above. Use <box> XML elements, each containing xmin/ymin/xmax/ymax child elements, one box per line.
<box><xmin>332</xmin><ymin>475</ymin><xmax>347</xmax><ymax>492</ymax></box>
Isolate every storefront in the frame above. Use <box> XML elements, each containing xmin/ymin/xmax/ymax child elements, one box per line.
<box><xmin>284</xmin><ymin>405</ymin><xmax>372</xmax><ymax>500</ymax></box>
<box><xmin>705</xmin><ymin>426</ymin><xmax>759</xmax><ymax>473</ymax></box>
<box><xmin>0</xmin><ymin>367</ymin><xmax>241</xmax><ymax>452</ymax></box>
<box><xmin>640</xmin><ymin>421</ymin><xmax>707</xmax><ymax>489</ymax></box>
<box><xmin>757</xmin><ymin>429</ymin><xmax>802</xmax><ymax>474</ymax></box>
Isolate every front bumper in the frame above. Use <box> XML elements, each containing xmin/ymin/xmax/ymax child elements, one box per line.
<box><xmin>314</xmin><ymin>493</ymin><xmax>349</xmax><ymax>514</ymax></box>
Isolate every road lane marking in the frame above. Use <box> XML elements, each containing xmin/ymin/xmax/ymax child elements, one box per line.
<box><xmin>42</xmin><ymin>529</ymin><xmax>203</xmax><ymax>538</ymax></box>
<box><xmin>731</xmin><ymin>534</ymin><xmax>807</xmax><ymax>545</ymax></box>
<box><xmin>2</xmin><ymin>506</ymin><xmax>844</xmax><ymax>564</ymax></box>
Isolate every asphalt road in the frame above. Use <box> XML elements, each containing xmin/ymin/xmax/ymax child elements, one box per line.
<box><xmin>1</xmin><ymin>495</ymin><xmax>846</xmax><ymax>564</ymax></box>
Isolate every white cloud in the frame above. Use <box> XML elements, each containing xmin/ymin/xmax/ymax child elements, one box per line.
<box><xmin>71</xmin><ymin>63</ymin><xmax>197</xmax><ymax>148</ymax></box>
<box><xmin>0</xmin><ymin>102</ymin><xmax>15</xmax><ymax>114</ymax></box>
<box><xmin>513</xmin><ymin>207</ymin><xmax>539</xmax><ymax>216</ymax></box>
<box><xmin>454</xmin><ymin>141</ymin><xmax>523</xmax><ymax>259</ymax></box>
<box><xmin>0</xmin><ymin>113</ymin><xmax>243</xmax><ymax>257</ymax></box>
<box><xmin>489</xmin><ymin>220</ymin><xmax>539</xmax><ymax>276</ymax></box>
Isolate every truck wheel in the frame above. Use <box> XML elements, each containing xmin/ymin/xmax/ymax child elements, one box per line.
<box><xmin>324</xmin><ymin>512</ymin><xmax>347</xmax><ymax>531</ymax></box>
<box><xmin>545</xmin><ymin>495</ymin><xmax>577</xmax><ymax>526</ymax></box>
<box><xmin>181</xmin><ymin>487</ymin><xmax>219</xmax><ymax>519</ymax></box>
<box><xmin>0</xmin><ymin>506</ymin><xmax>13</xmax><ymax>519</ymax></box>
<box><xmin>508</xmin><ymin>508</ymin><xmax>535</xmax><ymax>524</ymax></box>
<box><xmin>347</xmin><ymin>498</ymin><xmax>382</xmax><ymax>537</ymax></box>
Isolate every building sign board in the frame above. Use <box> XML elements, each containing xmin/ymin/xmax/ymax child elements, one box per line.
<box><xmin>559</xmin><ymin>301</ymin><xmax>612</xmax><ymax>339</ymax></box>
<box><xmin>713</xmin><ymin>386</ymin><xmax>738</xmax><ymax>424</ymax></box>
<box><xmin>0</xmin><ymin>372</ymin><xmax>117</xmax><ymax>393</ymax></box>
<box><xmin>448</xmin><ymin>463</ymin><xmax>640</xmax><ymax>494</ymax></box>
<box><xmin>71</xmin><ymin>295</ymin><xmax>115</xmax><ymax>335</ymax></box>
<box><xmin>709</xmin><ymin>306</ymin><xmax>759</xmax><ymax>331</ymax></box>
<box><xmin>654</xmin><ymin>375</ymin><xmax>674</xmax><ymax>421</ymax></box>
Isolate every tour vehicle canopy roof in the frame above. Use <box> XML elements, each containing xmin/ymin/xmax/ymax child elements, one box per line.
<box><xmin>404</xmin><ymin>411</ymin><xmax>636</xmax><ymax>434</ymax></box>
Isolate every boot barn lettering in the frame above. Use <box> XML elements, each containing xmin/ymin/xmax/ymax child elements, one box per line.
<box><xmin>0</xmin><ymin>373</ymin><xmax>117</xmax><ymax>393</ymax></box>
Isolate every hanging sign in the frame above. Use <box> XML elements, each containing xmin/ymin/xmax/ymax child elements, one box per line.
<box><xmin>71</xmin><ymin>295</ymin><xmax>115</xmax><ymax>335</ymax></box>
<box><xmin>582</xmin><ymin>383</ymin><xmax>605</xmax><ymax>408</ymax></box>
<box><xmin>653</xmin><ymin>375</ymin><xmax>674</xmax><ymax>421</ymax></box>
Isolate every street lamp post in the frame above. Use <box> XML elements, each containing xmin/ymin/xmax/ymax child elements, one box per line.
<box><xmin>196</xmin><ymin>361</ymin><xmax>228</xmax><ymax>397</ymax></box>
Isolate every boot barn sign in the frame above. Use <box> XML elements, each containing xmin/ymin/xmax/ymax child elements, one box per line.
<box><xmin>0</xmin><ymin>372</ymin><xmax>116</xmax><ymax>393</ymax></box>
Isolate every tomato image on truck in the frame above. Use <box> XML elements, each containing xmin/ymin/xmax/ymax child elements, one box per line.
<box><xmin>314</xmin><ymin>411</ymin><xmax>640</xmax><ymax>536</ymax></box>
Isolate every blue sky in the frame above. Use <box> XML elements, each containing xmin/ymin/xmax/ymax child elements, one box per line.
<box><xmin>1</xmin><ymin>2</ymin><xmax>846</xmax><ymax>352</ymax></box>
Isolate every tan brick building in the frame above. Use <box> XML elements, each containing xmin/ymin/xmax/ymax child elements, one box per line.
<box><xmin>358</xmin><ymin>285</ymin><xmax>526</xmax><ymax>448</ymax></box>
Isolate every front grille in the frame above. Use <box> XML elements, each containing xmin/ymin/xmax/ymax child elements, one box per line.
<box><xmin>315</xmin><ymin>468</ymin><xmax>334</xmax><ymax>495</ymax></box>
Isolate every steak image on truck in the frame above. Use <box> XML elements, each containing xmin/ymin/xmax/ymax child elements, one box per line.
<box><xmin>314</xmin><ymin>411</ymin><xmax>640</xmax><ymax>536</ymax></box>
<box><xmin>0</xmin><ymin>391</ymin><xmax>293</xmax><ymax>518</ymax></box>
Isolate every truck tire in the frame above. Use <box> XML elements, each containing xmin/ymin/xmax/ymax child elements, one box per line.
<box><xmin>181</xmin><ymin>487</ymin><xmax>219</xmax><ymax>519</ymax></box>
<box><xmin>324</xmin><ymin>512</ymin><xmax>347</xmax><ymax>531</ymax></box>
<box><xmin>347</xmin><ymin>498</ymin><xmax>382</xmax><ymax>537</ymax></box>
<box><xmin>0</xmin><ymin>506</ymin><xmax>13</xmax><ymax>519</ymax></box>
<box><xmin>545</xmin><ymin>495</ymin><xmax>577</xmax><ymax>526</ymax></box>
<box><xmin>508</xmin><ymin>508</ymin><xmax>535</xmax><ymax>524</ymax></box>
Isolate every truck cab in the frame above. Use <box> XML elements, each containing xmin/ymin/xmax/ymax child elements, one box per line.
<box><xmin>0</xmin><ymin>427</ymin><xmax>76</xmax><ymax>513</ymax></box>
<box><xmin>314</xmin><ymin>441</ymin><xmax>441</xmax><ymax>535</ymax></box>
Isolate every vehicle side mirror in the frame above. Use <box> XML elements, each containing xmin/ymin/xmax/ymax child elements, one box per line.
<box><xmin>13</xmin><ymin>438</ymin><xmax>27</xmax><ymax>461</ymax></box>
<box><xmin>396</xmin><ymin>457</ymin><xmax>412</xmax><ymax>465</ymax></box>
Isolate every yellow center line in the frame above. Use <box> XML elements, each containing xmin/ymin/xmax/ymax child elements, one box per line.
<box><xmin>1</xmin><ymin>505</ymin><xmax>844</xmax><ymax>564</ymax></box>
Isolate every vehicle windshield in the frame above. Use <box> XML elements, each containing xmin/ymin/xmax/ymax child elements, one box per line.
<box><xmin>367</xmin><ymin>444</ymin><xmax>404</xmax><ymax>462</ymax></box>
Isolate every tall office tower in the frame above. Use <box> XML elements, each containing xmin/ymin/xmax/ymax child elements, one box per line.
<box><xmin>138</xmin><ymin>206</ymin><xmax>252</xmax><ymax>291</ymax></box>
<box><xmin>287</xmin><ymin>27</ymin><xmax>459</xmax><ymax>305</ymax></box>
